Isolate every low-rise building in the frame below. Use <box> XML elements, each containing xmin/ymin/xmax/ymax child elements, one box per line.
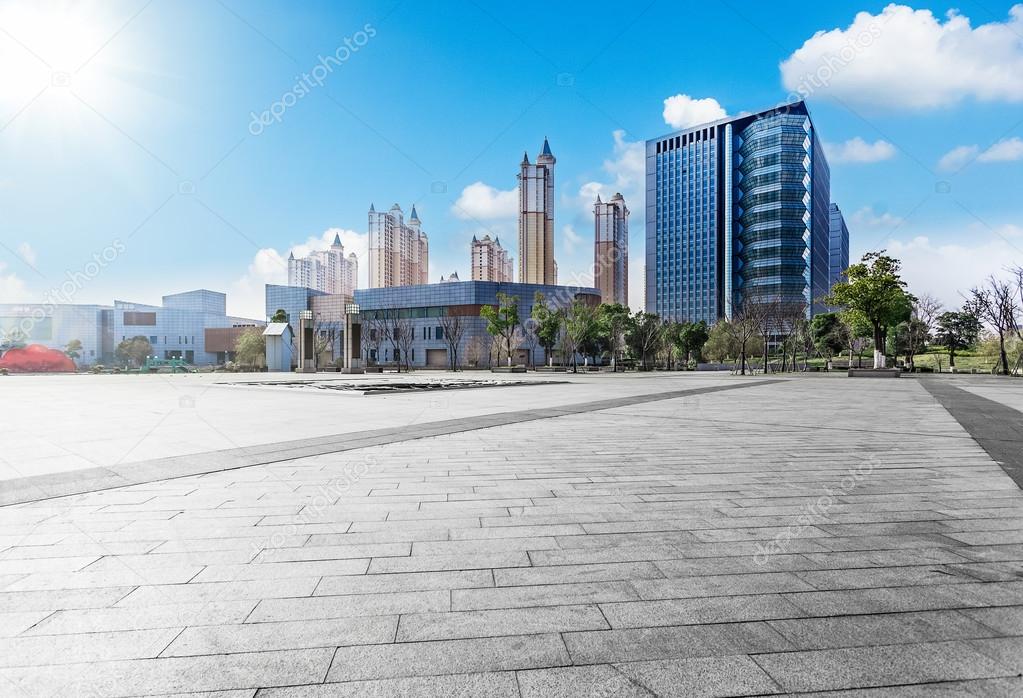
<box><xmin>1</xmin><ymin>289</ymin><xmax>260</xmax><ymax>367</ymax></box>
<box><xmin>266</xmin><ymin>280</ymin><xmax>600</xmax><ymax>369</ymax></box>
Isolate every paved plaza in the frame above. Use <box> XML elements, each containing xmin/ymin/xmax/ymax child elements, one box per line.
<box><xmin>1</xmin><ymin>372</ymin><xmax>1022</xmax><ymax>696</ymax></box>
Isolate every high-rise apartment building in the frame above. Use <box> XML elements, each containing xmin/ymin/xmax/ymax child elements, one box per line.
<box><xmin>368</xmin><ymin>203</ymin><xmax>429</xmax><ymax>288</ymax></box>
<box><xmin>645</xmin><ymin>101</ymin><xmax>831</xmax><ymax>323</ymax></box>
<box><xmin>594</xmin><ymin>192</ymin><xmax>629</xmax><ymax>306</ymax></box>
<box><xmin>518</xmin><ymin>138</ymin><xmax>556</xmax><ymax>284</ymax></box>
<box><xmin>471</xmin><ymin>234</ymin><xmax>513</xmax><ymax>282</ymax></box>
<box><xmin>828</xmin><ymin>203</ymin><xmax>850</xmax><ymax>291</ymax></box>
<box><xmin>287</xmin><ymin>233</ymin><xmax>358</xmax><ymax>296</ymax></box>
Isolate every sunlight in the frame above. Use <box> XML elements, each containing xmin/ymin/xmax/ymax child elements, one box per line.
<box><xmin>0</xmin><ymin>1</ymin><xmax>125</xmax><ymax>125</ymax></box>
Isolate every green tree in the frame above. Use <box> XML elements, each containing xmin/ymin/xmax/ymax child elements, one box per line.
<box><xmin>595</xmin><ymin>303</ymin><xmax>630</xmax><ymax>369</ymax></box>
<box><xmin>934</xmin><ymin>309</ymin><xmax>981</xmax><ymax>369</ymax></box>
<box><xmin>0</xmin><ymin>328</ymin><xmax>27</xmax><ymax>356</ymax></box>
<box><xmin>115</xmin><ymin>336</ymin><xmax>152</xmax><ymax>368</ymax></box>
<box><xmin>234</xmin><ymin>327</ymin><xmax>266</xmax><ymax>369</ymax></box>
<box><xmin>810</xmin><ymin>313</ymin><xmax>846</xmax><ymax>362</ymax></box>
<box><xmin>825</xmin><ymin>251</ymin><xmax>915</xmax><ymax>369</ymax></box>
<box><xmin>270</xmin><ymin>308</ymin><xmax>289</xmax><ymax>324</ymax></box>
<box><xmin>703</xmin><ymin>320</ymin><xmax>737</xmax><ymax>362</ymax></box>
<box><xmin>64</xmin><ymin>339</ymin><xmax>83</xmax><ymax>360</ymax></box>
<box><xmin>561</xmin><ymin>300</ymin><xmax>597</xmax><ymax>371</ymax></box>
<box><xmin>625</xmin><ymin>311</ymin><xmax>662</xmax><ymax>370</ymax></box>
<box><xmin>676</xmin><ymin>321</ymin><xmax>710</xmax><ymax>364</ymax></box>
<box><xmin>531</xmin><ymin>292</ymin><xmax>561</xmax><ymax>365</ymax></box>
<box><xmin>481</xmin><ymin>292</ymin><xmax>520</xmax><ymax>366</ymax></box>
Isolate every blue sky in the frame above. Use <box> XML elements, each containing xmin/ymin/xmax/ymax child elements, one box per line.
<box><xmin>1</xmin><ymin>0</ymin><xmax>1021</xmax><ymax>318</ymax></box>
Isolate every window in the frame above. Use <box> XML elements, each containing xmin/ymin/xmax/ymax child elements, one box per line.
<box><xmin>436</xmin><ymin>326</ymin><xmax>444</xmax><ymax>340</ymax></box>
<box><xmin>123</xmin><ymin>311</ymin><xmax>156</xmax><ymax>326</ymax></box>
<box><xmin>149</xmin><ymin>336</ymin><xmax>157</xmax><ymax>344</ymax></box>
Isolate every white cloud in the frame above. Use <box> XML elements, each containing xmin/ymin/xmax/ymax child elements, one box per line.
<box><xmin>0</xmin><ymin>262</ymin><xmax>32</xmax><ymax>303</ymax></box>
<box><xmin>16</xmin><ymin>242</ymin><xmax>36</xmax><ymax>266</ymax></box>
<box><xmin>562</xmin><ymin>224</ymin><xmax>583</xmax><ymax>252</ymax></box>
<box><xmin>886</xmin><ymin>233</ymin><xmax>1023</xmax><ymax>307</ymax></box>
<box><xmin>978</xmin><ymin>136</ymin><xmax>1023</xmax><ymax>163</ymax></box>
<box><xmin>230</xmin><ymin>228</ymin><xmax>368</xmax><ymax>320</ymax></box>
<box><xmin>662</xmin><ymin>94</ymin><xmax>727</xmax><ymax>129</ymax></box>
<box><xmin>938</xmin><ymin>137</ymin><xmax>1023</xmax><ymax>171</ymax></box>
<box><xmin>938</xmin><ymin>145</ymin><xmax>980</xmax><ymax>172</ymax></box>
<box><xmin>850</xmin><ymin>206</ymin><xmax>905</xmax><ymax>230</ymax></box>
<box><xmin>824</xmin><ymin>137</ymin><xmax>896</xmax><ymax>164</ymax></box>
<box><xmin>780</xmin><ymin>5</ymin><xmax>1023</xmax><ymax>109</ymax></box>
<box><xmin>572</xmin><ymin>130</ymin><xmax>645</xmax><ymax>216</ymax></box>
<box><xmin>451</xmin><ymin>182</ymin><xmax>517</xmax><ymax>221</ymax></box>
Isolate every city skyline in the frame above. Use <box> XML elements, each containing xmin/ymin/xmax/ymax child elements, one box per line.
<box><xmin>2</xmin><ymin>2</ymin><xmax>1021</xmax><ymax>320</ymax></box>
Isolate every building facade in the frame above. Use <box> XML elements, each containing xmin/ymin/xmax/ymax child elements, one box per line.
<box><xmin>368</xmin><ymin>203</ymin><xmax>429</xmax><ymax>288</ymax></box>
<box><xmin>287</xmin><ymin>233</ymin><xmax>358</xmax><ymax>296</ymax></box>
<box><xmin>266</xmin><ymin>281</ymin><xmax>599</xmax><ymax>370</ymax></box>
<box><xmin>828</xmin><ymin>203</ymin><xmax>850</xmax><ymax>292</ymax></box>
<box><xmin>518</xmin><ymin>139</ymin><xmax>557</xmax><ymax>285</ymax></box>
<box><xmin>112</xmin><ymin>290</ymin><xmax>262</xmax><ymax>365</ymax></box>
<box><xmin>355</xmin><ymin>281</ymin><xmax>599</xmax><ymax>368</ymax></box>
<box><xmin>0</xmin><ymin>303</ymin><xmax>113</xmax><ymax>365</ymax></box>
<box><xmin>645</xmin><ymin>101</ymin><xmax>832</xmax><ymax>324</ymax></box>
<box><xmin>594</xmin><ymin>192</ymin><xmax>629</xmax><ymax>306</ymax></box>
<box><xmin>471</xmin><ymin>234</ymin><xmax>513</xmax><ymax>282</ymax></box>
<box><xmin>1</xmin><ymin>289</ymin><xmax>260</xmax><ymax>368</ymax></box>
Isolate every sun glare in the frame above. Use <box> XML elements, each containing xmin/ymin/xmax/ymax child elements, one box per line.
<box><xmin>0</xmin><ymin>1</ymin><xmax>125</xmax><ymax>126</ymax></box>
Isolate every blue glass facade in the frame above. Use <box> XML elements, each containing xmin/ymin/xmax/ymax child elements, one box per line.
<box><xmin>646</xmin><ymin>101</ymin><xmax>833</xmax><ymax>322</ymax></box>
<box><xmin>828</xmin><ymin>203</ymin><xmax>850</xmax><ymax>292</ymax></box>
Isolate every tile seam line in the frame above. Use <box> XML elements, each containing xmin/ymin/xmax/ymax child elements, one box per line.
<box><xmin>0</xmin><ymin>379</ymin><xmax>787</xmax><ymax>508</ymax></box>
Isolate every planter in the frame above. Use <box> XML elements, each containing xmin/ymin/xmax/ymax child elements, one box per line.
<box><xmin>848</xmin><ymin>368</ymin><xmax>901</xmax><ymax>378</ymax></box>
<box><xmin>491</xmin><ymin>366</ymin><xmax>527</xmax><ymax>373</ymax></box>
<box><xmin>534</xmin><ymin>366</ymin><xmax>567</xmax><ymax>373</ymax></box>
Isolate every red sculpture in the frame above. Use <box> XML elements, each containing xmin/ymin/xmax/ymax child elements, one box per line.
<box><xmin>0</xmin><ymin>344</ymin><xmax>76</xmax><ymax>373</ymax></box>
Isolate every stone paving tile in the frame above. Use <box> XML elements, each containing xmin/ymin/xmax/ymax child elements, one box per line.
<box><xmin>563</xmin><ymin>621</ymin><xmax>793</xmax><ymax>664</ymax></box>
<box><xmin>396</xmin><ymin>604</ymin><xmax>608</xmax><ymax>641</ymax></box>
<box><xmin>766</xmin><ymin>610</ymin><xmax>998</xmax><ymax>650</ymax></box>
<box><xmin>1</xmin><ymin>376</ymin><xmax>1022</xmax><ymax>694</ymax></box>
<box><xmin>599</xmin><ymin>594</ymin><xmax>807</xmax><ymax>629</ymax></box>
<box><xmin>325</xmin><ymin>633</ymin><xmax>570</xmax><ymax>682</ymax></box>
<box><xmin>163</xmin><ymin>615</ymin><xmax>397</xmax><ymax>656</ymax></box>
<box><xmin>248</xmin><ymin>589</ymin><xmax>450</xmax><ymax>622</ymax></box>
<box><xmin>614</xmin><ymin>654</ymin><xmax>781</xmax><ymax>697</ymax></box>
<box><xmin>0</xmin><ymin>648</ymin><xmax>334</xmax><ymax>696</ymax></box>
<box><xmin>751</xmin><ymin>640</ymin><xmax>1013</xmax><ymax>692</ymax></box>
<box><xmin>517</xmin><ymin>665</ymin><xmax>655</xmax><ymax>697</ymax></box>
<box><xmin>0</xmin><ymin>627</ymin><xmax>179</xmax><ymax>666</ymax></box>
<box><xmin>493</xmin><ymin>561</ymin><xmax>664</xmax><ymax>586</ymax></box>
<box><xmin>24</xmin><ymin>600</ymin><xmax>258</xmax><ymax>635</ymax></box>
<box><xmin>314</xmin><ymin>569</ymin><xmax>492</xmax><ymax>596</ymax></box>
<box><xmin>259</xmin><ymin>671</ymin><xmax>520</xmax><ymax>697</ymax></box>
<box><xmin>451</xmin><ymin>580</ymin><xmax>640</xmax><ymax>611</ymax></box>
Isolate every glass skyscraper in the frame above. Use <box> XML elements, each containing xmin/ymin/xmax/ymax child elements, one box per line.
<box><xmin>645</xmin><ymin>101</ymin><xmax>832</xmax><ymax>323</ymax></box>
<box><xmin>829</xmin><ymin>203</ymin><xmax>850</xmax><ymax>291</ymax></box>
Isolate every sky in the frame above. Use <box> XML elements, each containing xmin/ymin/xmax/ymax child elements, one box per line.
<box><xmin>1</xmin><ymin>0</ymin><xmax>1021</xmax><ymax>319</ymax></box>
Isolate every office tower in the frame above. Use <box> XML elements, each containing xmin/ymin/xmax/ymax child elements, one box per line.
<box><xmin>828</xmin><ymin>203</ymin><xmax>850</xmax><ymax>292</ymax></box>
<box><xmin>594</xmin><ymin>192</ymin><xmax>629</xmax><ymax>306</ymax></box>
<box><xmin>471</xmin><ymin>234</ymin><xmax>513</xmax><ymax>282</ymax></box>
<box><xmin>368</xmin><ymin>203</ymin><xmax>429</xmax><ymax>288</ymax></box>
<box><xmin>645</xmin><ymin>101</ymin><xmax>830</xmax><ymax>323</ymax></box>
<box><xmin>518</xmin><ymin>138</ymin><xmax>556</xmax><ymax>284</ymax></box>
<box><xmin>287</xmin><ymin>233</ymin><xmax>358</xmax><ymax>296</ymax></box>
